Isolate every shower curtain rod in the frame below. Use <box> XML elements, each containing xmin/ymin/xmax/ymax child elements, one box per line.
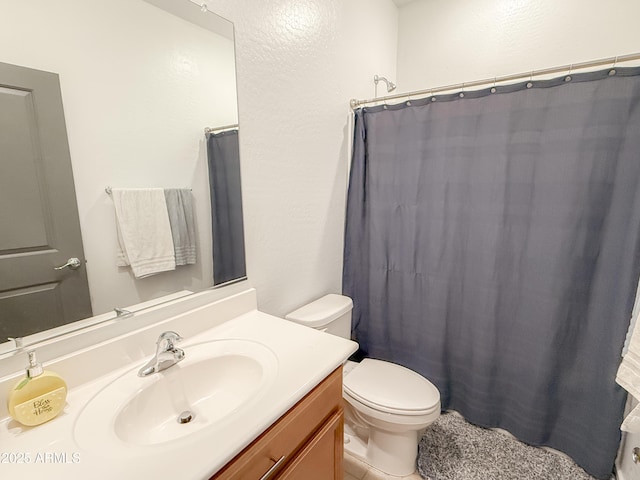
<box><xmin>350</xmin><ymin>52</ymin><xmax>640</xmax><ymax>109</ymax></box>
<box><xmin>204</xmin><ymin>123</ymin><xmax>238</xmax><ymax>134</ymax></box>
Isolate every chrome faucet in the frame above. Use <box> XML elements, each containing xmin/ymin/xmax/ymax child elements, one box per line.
<box><xmin>138</xmin><ymin>331</ymin><xmax>185</xmax><ymax>377</ymax></box>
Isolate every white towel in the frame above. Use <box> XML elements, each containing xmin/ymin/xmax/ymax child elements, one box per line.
<box><xmin>112</xmin><ymin>188</ymin><xmax>176</xmax><ymax>278</ymax></box>
<box><xmin>616</xmin><ymin>276</ymin><xmax>640</xmax><ymax>432</ymax></box>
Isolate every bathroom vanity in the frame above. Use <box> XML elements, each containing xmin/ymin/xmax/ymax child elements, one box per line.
<box><xmin>0</xmin><ymin>287</ymin><xmax>357</xmax><ymax>479</ymax></box>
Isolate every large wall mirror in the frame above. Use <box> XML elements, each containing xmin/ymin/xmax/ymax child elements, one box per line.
<box><xmin>0</xmin><ymin>0</ymin><xmax>245</xmax><ymax>354</ymax></box>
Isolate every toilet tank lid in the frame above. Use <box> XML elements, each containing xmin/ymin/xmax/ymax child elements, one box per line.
<box><xmin>285</xmin><ymin>294</ymin><xmax>353</xmax><ymax>327</ymax></box>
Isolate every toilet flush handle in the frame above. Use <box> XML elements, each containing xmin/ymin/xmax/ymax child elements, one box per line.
<box><xmin>633</xmin><ymin>446</ymin><xmax>640</xmax><ymax>463</ymax></box>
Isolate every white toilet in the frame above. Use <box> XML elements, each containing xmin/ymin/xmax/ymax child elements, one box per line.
<box><xmin>286</xmin><ymin>294</ymin><xmax>441</xmax><ymax>477</ymax></box>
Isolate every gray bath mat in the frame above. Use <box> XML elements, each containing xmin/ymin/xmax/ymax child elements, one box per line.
<box><xmin>418</xmin><ymin>412</ymin><xmax>597</xmax><ymax>480</ymax></box>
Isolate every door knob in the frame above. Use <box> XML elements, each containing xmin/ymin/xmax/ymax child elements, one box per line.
<box><xmin>54</xmin><ymin>258</ymin><xmax>82</xmax><ymax>270</ymax></box>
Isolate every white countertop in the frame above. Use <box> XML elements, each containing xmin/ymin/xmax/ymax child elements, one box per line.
<box><xmin>0</xmin><ymin>309</ymin><xmax>358</xmax><ymax>479</ymax></box>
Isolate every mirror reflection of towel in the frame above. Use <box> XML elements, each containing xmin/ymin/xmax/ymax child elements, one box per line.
<box><xmin>164</xmin><ymin>188</ymin><xmax>196</xmax><ymax>266</ymax></box>
<box><xmin>112</xmin><ymin>188</ymin><xmax>176</xmax><ymax>278</ymax></box>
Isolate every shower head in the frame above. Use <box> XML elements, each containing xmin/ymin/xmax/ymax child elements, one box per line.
<box><xmin>374</xmin><ymin>74</ymin><xmax>396</xmax><ymax>94</ymax></box>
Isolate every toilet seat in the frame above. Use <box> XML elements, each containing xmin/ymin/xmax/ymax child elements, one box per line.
<box><xmin>343</xmin><ymin>359</ymin><xmax>440</xmax><ymax>416</ymax></box>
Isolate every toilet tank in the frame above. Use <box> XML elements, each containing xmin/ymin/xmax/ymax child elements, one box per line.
<box><xmin>285</xmin><ymin>294</ymin><xmax>353</xmax><ymax>339</ymax></box>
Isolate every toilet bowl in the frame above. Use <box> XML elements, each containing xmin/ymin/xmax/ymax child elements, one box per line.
<box><xmin>286</xmin><ymin>294</ymin><xmax>441</xmax><ymax>477</ymax></box>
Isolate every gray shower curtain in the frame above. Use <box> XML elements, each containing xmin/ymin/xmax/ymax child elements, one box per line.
<box><xmin>343</xmin><ymin>68</ymin><xmax>640</xmax><ymax>479</ymax></box>
<box><xmin>206</xmin><ymin>129</ymin><xmax>246</xmax><ymax>285</ymax></box>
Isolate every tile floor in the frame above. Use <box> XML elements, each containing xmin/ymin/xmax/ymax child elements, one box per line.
<box><xmin>344</xmin><ymin>452</ymin><xmax>423</xmax><ymax>480</ymax></box>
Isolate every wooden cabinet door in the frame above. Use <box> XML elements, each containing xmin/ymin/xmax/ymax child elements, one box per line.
<box><xmin>276</xmin><ymin>410</ymin><xmax>344</xmax><ymax>480</ymax></box>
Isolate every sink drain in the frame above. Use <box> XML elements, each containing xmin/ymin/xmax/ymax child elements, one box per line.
<box><xmin>177</xmin><ymin>411</ymin><xmax>195</xmax><ymax>424</ymax></box>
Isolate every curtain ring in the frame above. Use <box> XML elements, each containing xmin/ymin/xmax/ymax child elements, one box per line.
<box><xmin>459</xmin><ymin>82</ymin><xmax>465</xmax><ymax>98</ymax></box>
<box><xmin>406</xmin><ymin>94</ymin><xmax>412</xmax><ymax>106</ymax></box>
<box><xmin>565</xmin><ymin>64</ymin><xmax>573</xmax><ymax>82</ymax></box>
<box><xmin>491</xmin><ymin>77</ymin><xmax>497</xmax><ymax>94</ymax></box>
<box><xmin>527</xmin><ymin>71</ymin><xmax>534</xmax><ymax>89</ymax></box>
<box><xmin>610</xmin><ymin>56</ymin><xmax>618</xmax><ymax>76</ymax></box>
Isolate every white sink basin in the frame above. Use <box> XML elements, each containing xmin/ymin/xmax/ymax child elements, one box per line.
<box><xmin>73</xmin><ymin>339</ymin><xmax>278</xmax><ymax>456</ymax></box>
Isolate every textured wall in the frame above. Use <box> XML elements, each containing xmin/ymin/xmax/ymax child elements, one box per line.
<box><xmin>207</xmin><ymin>0</ymin><xmax>399</xmax><ymax>316</ymax></box>
<box><xmin>397</xmin><ymin>0</ymin><xmax>640</xmax><ymax>93</ymax></box>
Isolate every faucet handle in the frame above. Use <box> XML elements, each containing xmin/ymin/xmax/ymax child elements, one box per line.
<box><xmin>138</xmin><ymin>331</ymin><xmax>184</xmax><ymax>377</ymax></box>
<box><xmin>157</xmin><ymin>331</ymin><xmax>183</xmax><ymax>349</ymax></box>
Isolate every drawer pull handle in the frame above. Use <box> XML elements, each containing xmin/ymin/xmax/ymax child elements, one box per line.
<box><xmin>259</xmin><ymin>455</ymin><xmax>286</xmax><ymax>480</ymax></box>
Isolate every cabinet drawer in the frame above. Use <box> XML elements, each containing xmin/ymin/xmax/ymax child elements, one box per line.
<box><xmin>212</xmin><ymin>366</ymin><xmax>343</xmax><ymax>480</ymax></box>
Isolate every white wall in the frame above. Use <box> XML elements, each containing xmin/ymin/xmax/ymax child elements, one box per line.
<box><xmin>0</xmin><ymin>0</ymin><xmax>238</xmax><ymax>315</ymax></box>
<box><xmin>206</xmin><ymin>0</ymin><xmax>399</xmax><ymax>316</ymax></box>
<box><xmin>397</xmin><ymin>0</ymin><xmax>640</xmax><ymax>93</ymax></box>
